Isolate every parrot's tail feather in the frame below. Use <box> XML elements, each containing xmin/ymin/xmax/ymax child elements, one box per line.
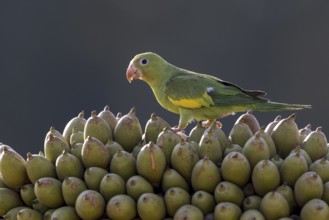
<box><xmin>255</xmin><ymin>102</ymin><xmax>311</xmax><ymax>112</ymax></box>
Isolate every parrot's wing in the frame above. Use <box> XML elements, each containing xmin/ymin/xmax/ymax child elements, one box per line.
<box><xmin>165</xmin><ymin>73</ymin><xmax>268</xmax><ymax>109</ymax></box>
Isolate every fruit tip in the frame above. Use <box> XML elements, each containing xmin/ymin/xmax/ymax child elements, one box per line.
<box><xmin>151</xmin><ymin>113</ymin><xmax>157</xmax><ymax>120</ymax></box>
<box><xmin>274</xmin><ymin>115</ymin><xmax>282</xmax><ymax>121</ymax></box>
<box><xmin>129</xmin><ymin>106</ymin><xmax>136</xmax><ymax>116</ymax></box>
<box><xmin>91</xmin><ymin>110</ymin><xmax>97</xmax><ymax>117</ymax></box>
<box><xmin>26</xmin><ymin>152</ymin><xmax>32</xmax><ymax>160</ymax></box>
<box><xmin>78</xmin><ymin>111</ymin><xmax>84</xmax><ymax>118</ymax></box>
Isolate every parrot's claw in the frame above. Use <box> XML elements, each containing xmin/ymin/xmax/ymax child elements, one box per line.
<box><xmin>171</xmin><ymin>126</ymin><xmax>184</xmax><ymax>133</ymax></box>
<box><xmin>202</xmin><ymin>120</ymin><xmax>222</xmax><ymax>128</ymax></box>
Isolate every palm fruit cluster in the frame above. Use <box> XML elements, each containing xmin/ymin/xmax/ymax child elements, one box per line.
<box><xmin>1</xmin><ymin>106</ymin><xmax>329</xmax><ymax>220</ymax></box>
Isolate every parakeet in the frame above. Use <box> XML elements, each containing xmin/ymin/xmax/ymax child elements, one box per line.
<box><xmin>126</xmin><ymin>52</ymin><xmax>311</xmax><ymax>131</ymax></box>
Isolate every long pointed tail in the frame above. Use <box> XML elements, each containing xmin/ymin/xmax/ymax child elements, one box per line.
<box><xmin>254</xmin><ymin>101</ymin><xmax>311</xmax><ymax>112</ymax></box>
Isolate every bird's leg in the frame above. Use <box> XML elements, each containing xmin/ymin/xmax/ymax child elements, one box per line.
<box><xmin>172</xmin><ymin>111</ymin><xmax>190</xmax><ymax>133</ymax></box>
<box><xmin>202</xmin><ymin>120</ymin><xmax>222</xmax><ymax>128</ymax></box>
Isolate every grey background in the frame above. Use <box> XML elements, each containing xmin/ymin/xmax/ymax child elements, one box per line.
<box><xmin>1</xmin><ymin>1</ymin><xmax>328</xmax><ymax>156</ymax></box>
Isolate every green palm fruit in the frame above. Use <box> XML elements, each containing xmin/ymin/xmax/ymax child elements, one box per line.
<box><xmin>189</xmin><ymin>121</ymin><xmax>207</xmax><ymax>143</ymax></box>
<box><xmin>229</xmin><ymin>121</ymin><xmax>253</xmax><ymax>147</ymax></box>
<box><xmin>70</xmin><ymin>142</ymin><xmax>83</xmax><ymax>162</ymax></box>
<box><xmin>171</xmin><ymin>139</ymin><xmax>200</xmax><ymax>181</ymax></box>
<box><xmin>191</xmin><ymin>190</ymin><xmax>216</xmax><ymax>215</ymax></box>
<box><xmin>17</xmin><ymin>208</ymin><xmax>42</xmax><ymax>220</ymax></box>
<box><xmin>198</xmin><ymin>129</ymin><xmax>222</xmax><ymax>164</ymax></box>
<box><xmin>240</xmin><ymin>209</ymin><xmax>265</xmax><ymax>220</ymax></box>
<box><xmin>126</xmin><ymin>175</ymin><xmax>154</xmax><ymax>201</ymax></box>
<box><xmin>300</xmin><ymin>199</ymin><xmax>329</xmax><ymax>220</ymax></box>
<box><xmin>84</xmin><ymin>167</ymin><xmax>108</xmax><ymax>190</ymax></box>
<box><xmin>144</xmin><ymin>113</ymin><xmax>171</xmax><ymax>143</ymax></box>
<box><xmin>75</xmin><ymin>190</ymin><xmax>105</xmax><ymax>220</ymax></box>
<box><xmin>131</xmin><ymin>141</ymin><xmax>143</xmax><ymax>159</ymax></box>
<box><xmin>323</xmin><ymin>182</ymin><xmax>329</xmax><ymax>204</ymax></box>
<box><xmin>270</xmin><ymin>155</ymin><xmax>283</xmax><ymax>169</ymax></box>
<box><xmin>298</xmin><ymin>124</ymin><xmax>312</xmax><ymax>145</ymax></box>
<box><xmin>264</xmin><ymin>115</ymin><xmax>281</xmax><ymax>135</ymax></box>
<box><xmin>161</xmin><ymin>168</ymin><xmax>190</xmax><ymax>192</ymax></box>
<box><xmin>43</xmin><ymin>209</ymin><xmax>55</xmax><ymax>220</ymax></box>
<box><xmin>271</xmin><ymin>114</ymin><xmax>299</xmax><ymax>158</ymax></box>
<box><xmin>259</xmin><ymin>191</ymin><xmax>290</xmax><ymax>220</ymax></box>
<box><xmin>44</xmin><ymin>126</ymin><xmax>67</xmax><ymax>146</ymax></box>
<box><xmin>106</xmin><ymin>140</ymin><xmax>124</xmax><ymax>161</ymax></box>
<box><xmin>214</xmin><ymin>181</ymin><xmax>244</xmax><ymax>207</ymax></box>
<box><xmin>243</xmin><ymin>195</ymin><xmax>262</xmax><ymax>211</ymax></box>
<box><xmin>3</xmin><ymin>206</ymin><xmax>27</xmax><ymax>220</ymax></box>
<box><xmin>173</xmin><ymin>204</ymin><xmax>204</xmax><ymax>220</ymax></box>
<box><xmin>214</xmin><ymin>202</ymin><xmax>242</xmax><ymax>220</ymax></box>
<box><xmin>164</xmin><ymin>187</ymin><xmax>190</xmax><ymax>217</ymax></box>
<box><xmin>136</xmin><ymin>142</ymin><xmax>166</xmax><ymax>187</ymax></box>
<box><xmin>55</xmin><ymin>150</ymin><xmax>84</xmax><ymax>181</ymax></box>
<box><xmin>62</xmin><ymin>177</ymin><xmax>87</xmax><ymax>206</ymax></box>
<box><xmin>252</xmin><ymin>159</ymin><xmax>280</xmax><ymax>196</ymax></box>
<box><xmin>84</xmin><ymin>110</ymin><xmax>112</xmax><ymax>144</ymax></box>
<box><xmin>20</xmin><ymin>184</ymin><xmax>36</xmax><ymax>207</ymax></box>
<box><xmin>205</xmin><ymin>120</ymin><xmax>231</xmax><ymax>152</ymax></box>
<box><xmin>137</xmin><ymin>193</ymin><xmax>166</xmax><ymax>220</ymax></box>
<box><xmin>114</xmin><ymin>107</ymin><xmax>143</xmax><ymax>152</ymax></box>
<box><xmin>302</xmin><ymin>127</ymin><xmax>328</xmax><ymax>162</ymax></box>
<box><xmin>309</xmin><ymin>158</ymin><xmax>329</xmax><ymax>182</ymax></box>
<box><xmin>294</xmin><ymin>171</ymin><xmax>323</xmax><ymax>207</ymax></box>
<box><xmin>221</xmin><ymin>152</ymin><xmax>251</xmax><ymax>187</ymax></box>
<box><xmin>242</xmin><ymin>133</ymin><xmax>270</xmax><ymax>169</ymax></box>
<box><xmin>34</xmin><ymin>177</ymin><xmax>64</xmax><ymax>208</ymax></box>
<box><xmin>289</xmin><ymin>145</ymin><xmax>312</xmax><ymax>166</ymax></box>
<box><xmin>98</xmin><ymin>105</ymin><xmax>117</xmax><ymax>135</ymax></box>
<box><xmin>110</xmin><ymin>150</ymin><xmax>137</xmax><ymax>181</ymax></box>
<box><xmin>280</xmin><ymin>152</ymin><xmax>308</xmax><ymax>187</ymax></box>
<box><xmin>99</xmin><ymin>173</ymin><xmax>125</xmax><ymax>201</ymax></box>
<box><xmin>223</xmin><ymin>144</ymin><xmax>243</xmax><ymax>157</ymax></box>
<box><xmin>25</xmin><ymin>152</ymin><xmax>56</xmax><ymax>184</ymax></box>
<box><xmin>51</xmin><ymin>206</ymin><xmax>80</xmax><ymax>220</ymax></box>
<box><xmin>0</xmin><ymin>146</ymin><xmax>29</xmax><ymax>189</ymax></box>
<box><xmin>276</xmin><ymin>184</ymin><xmax>297</xmax><ymax>214</ymax></box>
<box><xmin>191</xmin><ymin>157</ymin><xmax>220</xmax><ymax>193</ymax></box>
<box><xmin>82</xmin><ymin>136</ymin><xmax>110</xmax><ymax>168</ymax></box>
<box><xmin>156</xmin><ymin>127</ymin><xmax>180</xmax><ymax>166</ymax></box>
<box><xmin>0</xmin><ymin>188</ymin><xmax>22</xmax><ymax>216</ymax></box>
<box><xmin>256</xmin><ymin>128</ymin><xmax>277</xmax><ymax>158</ymax></box>
<box><xmin>69</xmin><ymin>127</ymin><xmax>84</xmax><ymax>145</ymax></box>
<box><xmin>235</xmin><ymin>111</ymin><xmax>260</xmax><ymax>134</ymax></box>
<box><xmin>44</xmin><ymin>134</ymin><xmax>70</xmax><ymax>164</ymax></box>
<box><xmin>62</xmin><ymin>111</ymin><xmax>86</xmax><ymax>144</ymax></box>
<box><xmin>106</xmin><ymin>194</ymin><xmax>137</xmax><ymax>220</ymax></box>
<box><xmin>31</xmin><ymin>199</ymin><xmax>49</xmax><ymax>214</ymax></box>
<box><xmin>0</xmin><ymin>175</ymin><xmax>7</xmax><ymax>188</ymax></box>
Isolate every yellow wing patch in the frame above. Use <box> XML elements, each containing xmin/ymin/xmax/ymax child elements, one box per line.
<box><xmin>168</xmin><ymin>92</ymin><xmax>214</xmax><ymax>109</ymax></box>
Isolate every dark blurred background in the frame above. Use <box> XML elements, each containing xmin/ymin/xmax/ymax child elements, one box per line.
<box><xmin>1</xmin><ymin>1</ymin><xmax>328</xmax><ymax>155</ymax></box>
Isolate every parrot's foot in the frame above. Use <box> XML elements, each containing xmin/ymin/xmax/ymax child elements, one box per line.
<box><xmin>171</xmin><ymin>126</ymin><xmax>184</xmax><ymax>133</ymax></box>
<box><xmin>202</xmin><ymin>120</ymin><xmax>222</xmax><ymax>128</ymax></box>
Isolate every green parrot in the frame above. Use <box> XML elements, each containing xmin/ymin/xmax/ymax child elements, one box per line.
<box><xmin>126</xmin><ymin>52</ymin><xmax>311</xmax><ymax>131</ymax></box>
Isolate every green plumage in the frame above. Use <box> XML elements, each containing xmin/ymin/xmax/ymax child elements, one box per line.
<box><xmin>126</xmin><ymin>52</ymin><xmax>311</xmax><ymax>130</ymax></box>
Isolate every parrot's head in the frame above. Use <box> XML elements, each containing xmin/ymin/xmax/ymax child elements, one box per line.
<box><xmin>126</xmin><ymin>52</ymin><xmax>170</xmax><ymax>86</ymax></box>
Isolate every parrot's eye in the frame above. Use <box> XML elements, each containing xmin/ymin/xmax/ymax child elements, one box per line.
<box><xmin>140</xmin><ymin>58</ymin><xmax>149</xmax><ymax>66</ymax></box>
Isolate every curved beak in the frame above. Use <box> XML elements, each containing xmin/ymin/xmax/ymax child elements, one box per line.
<box><xmin>126</xmin><ymin>63</ymin><xmax>143</xmax><ymax>83</ymax></box>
